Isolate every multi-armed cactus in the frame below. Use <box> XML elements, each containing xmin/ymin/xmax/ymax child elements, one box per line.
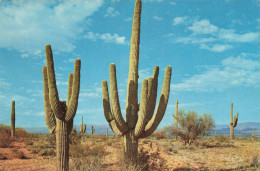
<box><xmin>230</xmin><ymin>103</ymin><xmax>238</xmax><ymax>139</ymax></box>
<box><xmin>80</xmin><ymin>116</ymin><xmax>86</xmax><ymax>134</ymax></box>
<box><xmin>43</xmin><ymin>44</ymin><xmax>81</xmax><ymax>171</ymax></box>
<box><xmin>91</xmin><ymin>126</ymin><xmax>95</xmax><ymax>136</ymax></box>
<box><xmin>102</xmin><ymin>0</ymin><xmax>172</xmax><ymax>161</ymax></box>
<box><xmin>11</xmin><ymin>100</ymin><xmax>15</xmax><ymax>138</ymax></box>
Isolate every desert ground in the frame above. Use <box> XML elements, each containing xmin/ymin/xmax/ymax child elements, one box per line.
<box><xmin>0</xmin><ymin>129</ymin><xmax>259</xmax><ymax>171</ymax></box>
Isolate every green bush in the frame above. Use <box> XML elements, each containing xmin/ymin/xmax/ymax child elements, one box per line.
<box><xmin>172</xmin><ymin>110</ymin><xmax>215</xmax><ymax>145</ymax></box>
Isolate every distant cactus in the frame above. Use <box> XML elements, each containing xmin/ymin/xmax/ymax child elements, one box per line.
<box><xmin>102</xmin><ymin>0</ymin><xmax>172</xmax><ymax>162</ymax></box>
<box><xmin>230</xmin><ymin>103</ymin><xmax>238</xmax><ymax>140</ymax></box>
<box><xmin>91</xmin><ymin>126</ymin><xmax>95</xmax><ymax>136</ymax></box>
<box><xmin>80</xmin><ymin>116</ymin><xmax>86</xmax><ymax>134</ymax></box>
<box><xmin>72</xmin><ymin>126</ymin><xmax>77</xmax><ymax>134</ymax></box>
<box><xmin>11</xmin><ymin>100</ymin><xmax>15</xmax><ymax>138</ymax></box>
<box><xmin>214</xmin><ymin>130</ymin><xmax>217</xmax><ymax>138</ymax></box>
<box><xmin>43</xmin><ymin>44</ymin><xmax>81</xmax><ymax>171</ymax></box>
<box><xmin>252</xmin><ymin>130</ymin><xmax>256</xmax><ymax>141</ymax></box>
<box><xmin>174</xmin><ymin>100</ymin><xmax>178</xmax><ymax>139</ymax></box>
<box><xmin>106</xmin><ymin>128</ymin><xmax>109</xmax><ymax>139</ymax></box>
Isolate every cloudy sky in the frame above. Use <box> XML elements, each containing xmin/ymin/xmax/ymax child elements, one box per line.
<box><xmin>0</xmin><ymin>0</ymin><xmax>259</xmax><ymax>130</ymax></box>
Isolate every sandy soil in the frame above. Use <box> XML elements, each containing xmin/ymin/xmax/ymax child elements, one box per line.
<box><xmin>0</xmin><ymin>138</ymin><xmax>259</xmax><ymax>171</ymax></box>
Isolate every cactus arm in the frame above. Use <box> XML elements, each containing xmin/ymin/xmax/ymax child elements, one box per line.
<box><xmin>134</xmin><ymin>79</ymin><xmax>148</xmax><ymax>137</ymax></box>
<box><xmin>125</xmin><ymin>0</ymin><xmax>141</xmax><ymax>129</ymax></box>
<box><xmin>45</xmin><ymin>44</ymin><xmax>63</xmax><ymax>120</ymax></box>
<box><xmin>109</xmin><ymin>63</ymin><xmax>128</xmax><ymax>133</ymax></box>
<box><xmin>42</xmin><ymin>66</ymin><xmax>56</xmax><ymax>134</ymax></box>
<box><xmin>139</xmin><ymin>66</ymin><xmax>172</xmax><ymax>138</ymax></box>
<box><xmin>233</xmin><ymin>113</ymin><xmax>238</xmax><ymax>127</ymax></box>
<box><xmin>67</xmin><ymin>73</ymin><xmax>73</xmax><ymax>106</ymax></box>
<box><xmin>109</xmin><ymin>120</ymin><xmax>123</xmax><ymax>136</ymax></box>
<box><xmin>146</xmin><ymin>66</ymin><xmax>159</xmax><ymax>123</ymax></box>
<box><xmin>65</xmin><ymin>59</ymin><xmax>81</xmax><ymax>122</ymax></box>
<box><xmin>102</xmin><ymin>80</ymin><xmax>113</xmax><ymax>122</ymax></box>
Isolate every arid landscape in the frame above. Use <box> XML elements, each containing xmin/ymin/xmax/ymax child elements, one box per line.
<box><xmin>0</xmin><ymin>125</ymin><xmax>259</xmax><ymax>171</ymax></box>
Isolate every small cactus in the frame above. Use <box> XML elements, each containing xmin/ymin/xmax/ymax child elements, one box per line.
<box><xmin>11</xmin><ymin>100</ymin><xmax>15</xmax><ymax>138</ymax></box>
<box><xmin>91</xmin><ymin>126</ymin><xmax>95</xmax><ymax>136</ymax></box>
<box><xmin>214</xmin><ymin>130</ymin><xmax>217</xmax><ymax>138</ymax></box>
<box><xmin>43</xmin><ymin>44</ymin><xmax>81</xmax><ymax>171</ymax></box>
<box><xmin>230</xmin><ymin>103</ymin><xmax>238</xmax><ymax>139</ymax></box>
<box><xmin>102</xmin><ymin>0</ymin><xmax>172</xmax><ymax>162</ymax></box>
<box><xmin>106</xmin><ymin>128</ymin><xmax>109</xmax><ymax>139</ymax></box>
<box><xmin>174</xmin><ymin>100</ymin><xmax>178</xmax><ymax>139</ymax></box>
<box><xmin>80</xmin><ymin>116</ymin><xmax>86</xmax><ymax>134</ymax></box>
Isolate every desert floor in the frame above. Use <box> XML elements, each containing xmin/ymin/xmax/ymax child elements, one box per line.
<box><xmin>0</xmin><ymin>134</ymin><xmax>259</xmax><ymax>171</ymax></box>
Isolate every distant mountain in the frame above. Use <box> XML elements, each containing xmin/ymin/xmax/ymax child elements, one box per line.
<box><xmin>24</xmin><ymin>122</ymin><xmax>260</xmax><ymax>137</ymax></box>
<box><xmin>213</xmin><ymin>122</ymin><xmax>260</xmax><ymax>137</ymax></box>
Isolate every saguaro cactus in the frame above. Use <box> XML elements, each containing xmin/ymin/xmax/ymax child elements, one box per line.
<box><xmin>230</xmin><ymin>103</ymin><xmax>238</xmax><ymax>139</ymax></box>
<box><xmin>91</xmin><ymin>126</ymin><xmax>95</xmax><ymax>136</ymax></box>
<box><xmin>102</xmin><ymin>0</ymin><xmax>172</xmax><ymax>162</ymax></box>
<box><xmin>11</xmin><ymin>100</ymin><xmax>15</xmax><ymax>138</ymax></box>
<box><xmin>80</xmin><ymin>116</ymin><xmax>86</xmax><ymax>134</ymax></box>
<box><xmin>174</xmin><ymin>100</ymin><xmax>178</xmax><ymax>139</ymax></box>
<box><xmin>43</xmin><ymin>44</ymin><xmax>81</xmax><ymax>171</ymax></box>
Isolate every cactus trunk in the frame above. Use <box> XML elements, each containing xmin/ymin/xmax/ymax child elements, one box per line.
<box><xmin>56</xmin><ymin>119</ymin><xmax>69</xmax><ymax>171</ymax></box>
<box><xmin>124</xmin><ymin>130</ymin><xmax>138</xmax><ymax>162</ymax></box>
<box><xmin>230</xmin><ymin>103</ymin><xmax>234</xmax><ymax>139</ymax></box>
<box><xmin>174</xmin><ymin>100</ymin><xmax>178</xmax><ymax>139</ymax></box>
<box><xmin>11</xmin><ymin>101</ymin><xmax>15</xmax><ymax>138</ymax></box>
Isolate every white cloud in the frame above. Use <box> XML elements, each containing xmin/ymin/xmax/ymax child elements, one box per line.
<box><xmin>0</xmin><ymin>0</ymin><xmax>103</xmax><ymax>55</ymax></box>
<box><xmin>188</xmin><ymin>19</ymin><xmax>219</xmax><ymax>34</ymax></box>
<box><xmin>153</xmin><ymin>16</ymin><xmax>163</xmax><ymax>21</ymax></box>
<box><xmin>0</xmin><ymin>78</ymin><xmax>10</xmax><ymax>87</ymax></box>
<box><xmin>173</xmin><ymin>16</ymin><xmax>188</xmax><ymax>25</ymax></box>
<box><xmin>104</xmin><ymin>7</ymin><xmax>119</xmax><ymax>17</ymax></box>
<box><xmin>170</xmin><ymin>2</ymin><xmax>176</xmax><ymax>5</ymax></box>
<box><xmin>173</xmin><ymin>18</ymin><xmax>259</xmax><ymax>52</ymax></box>
<box><xmin>124</xmin><ymin>17</ymin><xmax>132</xmax><ymax>22</ymax></box>
<box><xmin>218</xmin><ymin>29</ymin><xmax>260</xmax><ymax>42</ymax></box>
<box><xmin>171</xmin><ymin>55</ymin><xmax>260</xmax><ymax>92</ymax></box>
<box><xmin>84</xmin><ymin>32</ymin><xmax>128</xmax><ymax>45</ymax></box>
<box><xmin>200</xmin><ymin>44</ymin><xmax>233</xmax><ymax>52</ymax></box>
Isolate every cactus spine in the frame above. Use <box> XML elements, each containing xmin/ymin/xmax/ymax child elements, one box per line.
<box><xmin>102</xmin><ymin>0</ymin><xmax>172</xmax><ymax>162</ymax></box>
<box><xmin>174</xmin><ymin>100</ymin><xmax>178</xmax><ymax>139</ymax></box>
<box><xmin>43</xmin><ymin>44</ymin><xmax>81</xmax><ymax>171</ymax></box>
<box><xmin>91</xmin><ymin>126</ymin><xmax>95</xmax><ymax>136</ymax></box>
<box><xmin>230</xmin><ymin>103</ymin><xmax>238</xmax><ymax>139</ymax></box>
<box><xmin>11</xmin><ymin>100</ymin><xmax>15</xmax><ymax>138</ymax></box>
<box><xmin>80</xmin><ymin>116</ymin><xmax>86</xmax><ymax>134</ymax></box>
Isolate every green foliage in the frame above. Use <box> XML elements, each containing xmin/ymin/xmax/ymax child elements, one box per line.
<box><xmin>172</xmin><ymin>110</ymin><xmax>215</xmax><ymax>145</ymax></box>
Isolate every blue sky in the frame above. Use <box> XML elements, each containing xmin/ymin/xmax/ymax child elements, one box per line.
<box><xmin>0</xmin><ymin>0</ymin><xmax>259</xmax><ymax>130</ymax></box>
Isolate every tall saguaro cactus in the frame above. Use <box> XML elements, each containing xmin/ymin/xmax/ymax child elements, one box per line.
<box><xmin>80</xmin><ymin>116</ymin><xmax>86</xmax><ymax>134</ymax></box>
<box><xmin>43</xmin><ymin>44</ymin><xmax>81</xmax><ymax>171</ymax></box>
<box><xmin>102</xmin><ymin>0</ymin><xmax>172</xmax><ymax>161</ymax></box>
<box><xmin>174</xmin><ymin>100</ymin><xmax>178</xmax><ymax>139</ymax></box>
<box><xmin>11</xmin><ymin>100</ymin><xmax>15</xmax><ymax>138</ymax></box>
<box><xmin>230</xmin><ymin>103</ymin><xmax>238</xmax><ymax>139</ymax></box>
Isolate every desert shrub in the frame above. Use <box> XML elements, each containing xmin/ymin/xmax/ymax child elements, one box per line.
<box><xmin>70</xmin><ymin>142</ymin><xmax>106</xmax><ymax>171</ymax></box>
<box><xmin>172</xmin><ymin>110</ymin><xmax>215</xmax><ymax>145</ymax></box>
<box><xmin>215</xmin><ymin>134</ymin><xmax>229</xmax><ymax>142</ymax></box>
<box><xmin>30</xmin><ymin>138</ymin><xmax>55</xmax><ymax>156</ymax></box>
<box><xmin>12</xmin><ymin>148</ymin><xmax>27</xmax><ymax>159</ymax></box>
<box><xmin>0</xmin><ymin>131</ymin><xmax>13</xmax><ymax>148</ymax></box>
<box><xmin>154</xmin><ymin>129</ymin><xmax>167</xmax><ymax>140</ymax></box>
